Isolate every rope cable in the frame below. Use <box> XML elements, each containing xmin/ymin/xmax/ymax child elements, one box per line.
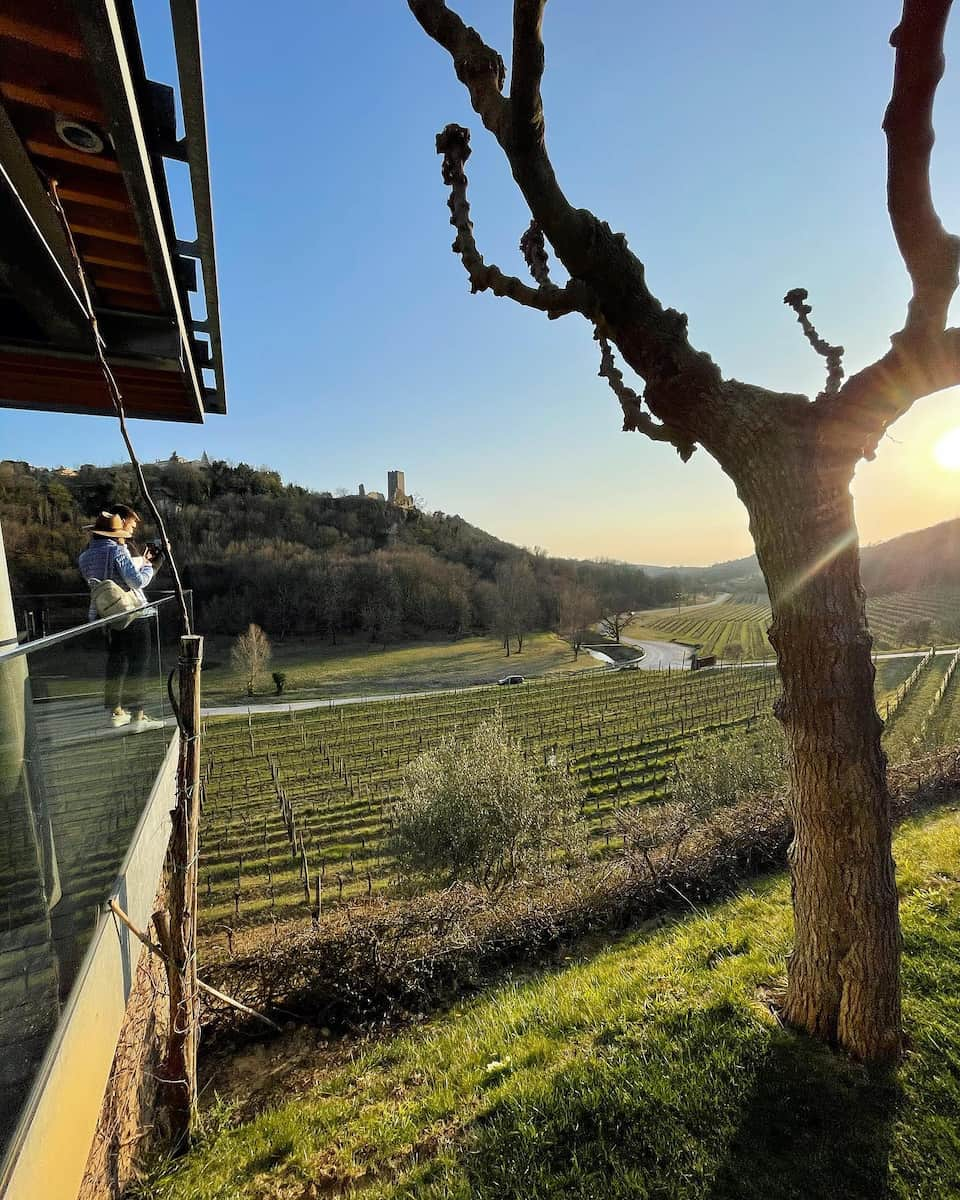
<box><xmin>46</xmin><ymin>177</ymin><xmax>193</xmax><ymax>636</ymax></box>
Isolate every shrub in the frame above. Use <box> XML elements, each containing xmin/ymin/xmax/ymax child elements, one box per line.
<box><xmin>671</xmin><ymin>718</ymin><xmax>787</xmax><ymax>820</ymax></box>
<box><xmin>389</xmin><ymin>713</ymin><xmax>585</xmax><ymax>892</ymax></box>
<box><xmin>618</xmin><ymin>719</ymin><xmax>787</xmax><ymax>877</ymax></box>
<box><xmin>272</xmin><ymin>671</ymin><xmax>287</xmax><ymax>696</ymax></box>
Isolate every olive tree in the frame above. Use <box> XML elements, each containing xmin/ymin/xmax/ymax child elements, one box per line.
<box><xmin>390</xmin><ymin>713</ymin><xmax>585</xmax><ymax>891</ymax></box>
<box><xmin>407</xmin><ymin>0</ymin><xmax>960</xmax><ymax>1061</ymax></box>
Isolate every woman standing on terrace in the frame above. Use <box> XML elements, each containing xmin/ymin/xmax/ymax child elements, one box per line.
<box><xmin>78</xmin><ymin>510</ymin><xmax>163</xmax><ymax>731</ymax></box>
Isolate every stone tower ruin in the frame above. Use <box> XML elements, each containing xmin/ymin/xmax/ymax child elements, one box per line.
<box><xmin>387</xmin><ymin>469</ymin><xmax>407</xmax><ymax>506</ymax></box>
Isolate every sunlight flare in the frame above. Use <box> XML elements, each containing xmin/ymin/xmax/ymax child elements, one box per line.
<box><xmin>934</xmin><ymin>427</ymin><xmax>960</xmax><ymax>471</ymax></box>
<box><xmin>780</xmin><ymin>527</ymin><xmax>859</xmax><ymax>603</ymax></box>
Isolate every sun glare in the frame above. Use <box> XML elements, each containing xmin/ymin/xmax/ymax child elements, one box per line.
<box><xmin>934</xmin><ymin>427</ymin><xmax>960</xmax><ymax>471</ymax></box>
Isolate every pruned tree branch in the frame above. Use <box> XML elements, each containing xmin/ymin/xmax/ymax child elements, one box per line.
<box><xmin>595</xmin><ymin>328</ymin><xmax>697</xmax><ymax>460</ymax></box>
<box><xmin>408</xmin><ymin>0</ymin><xmax>509</xmax><ymax>137</ymax></box>
<box><xmin>412</xmin><ymin>0</ymin><xmax>722</xmax><ymax>441</ymax></box>
<box><xmin>816</xmin><ymin>1</ymin><xmax>960</xmax><ymax>451</ymax></box>
<box><xmin>436</xmin><ymin>124</ymin><xmax>589</xmax><ymax>317</ymax></box>
<box><xmin>884</xmin><ymin>0</ymin><xmax>960</xmax><ymax>338</ymax></box>
<box><xmin>823</xmin><ymin>326</ymin><xmax>960</xmax><ymax>459</ymax></box>
<box><xmin>511</xmin><ymin>0</ymin><xmax>548</xmax><ymax>146</ymax></box>
<box><xmin>411</xmin><ymin>0</ymin><xmax>584</xmax><ymax>259</ymax></box>
<box><xmin>519</xmin><ymin>219</ymin><xmax>551</xmax><ymax>284</ymax></box>
<box><xmin>783</xmin><ymin>288</ymin><xmax>844</xmax><ymax>396</ymax></box>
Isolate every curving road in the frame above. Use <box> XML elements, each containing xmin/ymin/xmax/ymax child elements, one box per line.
<box><xmin>618</xmin><ymin>634</ymin><xmax>694</xmax><ymax>671</ymax></box>
<box><xmin>610</xmin><ymin>590</ymin><xmax>734</xmax><ymax>671</ymax></box>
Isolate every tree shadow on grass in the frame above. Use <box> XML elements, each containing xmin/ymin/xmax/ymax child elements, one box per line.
<box><xmin>450</xmin><ymin>1007</ymin><xmax>899</xmax><ymax>1200</ymax></box>
<box><xmin>703</xmin><ymin>1032</ymin><xmax>899</xmax><ymax>1200</ymax></box>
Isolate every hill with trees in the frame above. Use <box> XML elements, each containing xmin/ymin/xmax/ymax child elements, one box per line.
<box><xmin>0</xmin><ymin>458</ymin><xmax>693</xmax><ymax>644</ymax></box>
<box><xmin>860</xmin><ymin>517</ymin><xmax>960</xmax><ymax>595</ymax></box>
<box><xmin>661</xmin><ymin>517</ymin><xmax>960</xmax><ymax>599</ymax></box>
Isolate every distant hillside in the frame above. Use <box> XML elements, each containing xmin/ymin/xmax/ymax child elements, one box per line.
<box><xmin>860</xmin><ymin>518</ymin><xmax>960</xmax><ymax>595</ymax></box>
<box><xmin>695</xmin><ymin>554</ymin><xmax>762</xmax><ymax>589</ymax></box>
<box><xmin>0</xmin><ymin>459</ymin><xmax>694</xmax><ymax>641</ymax></box>
<box><xmin>666</xmin><ymin>518</ymin><xmax>960</xmax><ymax>598</ymax></box>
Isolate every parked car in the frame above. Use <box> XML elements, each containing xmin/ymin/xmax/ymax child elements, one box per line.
<box><xmin>497</xmin><ymin>674</ymin><xmax>525</xmax><ymax>685</ymax></box>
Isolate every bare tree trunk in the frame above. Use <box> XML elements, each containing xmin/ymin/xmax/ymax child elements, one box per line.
<box><xmin>741</xmin><ymin>457</ymin><xmax>902</xmax><ymax>1062</ymax></box>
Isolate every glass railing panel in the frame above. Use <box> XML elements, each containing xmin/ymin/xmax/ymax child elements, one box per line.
<box><xmin>0</xmin><ymin>599</ymin><xmax>176</xmax><ymax>1152</ymax></box>
<box><xmin>13</xmin><ymin>589</ymin><xmax>193</xmax><ymax>640</ymax></box>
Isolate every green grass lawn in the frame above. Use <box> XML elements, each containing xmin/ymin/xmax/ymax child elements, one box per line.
<box><xmin>140</xmin><ymin>804</ymin><xmax>960</xmax><ymax>1200</ymax></box>
<box><xmin>198</xmin><ymin>633</ymin><xmax>597</xmax><ymax>705</ymax></box>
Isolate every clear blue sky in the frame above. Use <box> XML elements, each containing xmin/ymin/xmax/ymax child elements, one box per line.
<box><xmin>4</xmin><ymin>1</ymin><xmax>960</xmax><ymax>564</ymax></box>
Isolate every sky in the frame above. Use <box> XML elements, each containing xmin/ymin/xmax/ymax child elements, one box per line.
<box><xmin>3</xmin><ymin>1</ymin><xmax>960</xmax><ymax>565</ymax></box>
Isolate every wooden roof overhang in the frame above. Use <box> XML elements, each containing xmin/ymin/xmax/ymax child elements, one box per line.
<box><xmin>0</xmin><ymin>0</ymin><xmax>225</xmax><ymax>424</ymax></box>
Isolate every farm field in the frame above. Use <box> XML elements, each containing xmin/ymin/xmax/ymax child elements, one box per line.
<box><xmin>866</xmin><ymin>587</ymin><xmax>960</xmax><ymax>648</ymax></box>
<box><xmin>197</xmin><ymin>632</ymin><xmax>598</xmax><ymax>705</ymax></box>
<box><xmin>873</xmin><ymin>655</ymin><xmax>918</xmax><ymax>706</ymax></box>
<box><xmin>622</xmin><ymin>599</ymin><xmax>772</xmax><ymax>661</ymax></box>
<box><xmin>883</xmin><ymin>649</ymin><xmax>960</xmax><ymax>763</ymax></box>
<box><xmin>623</xmin><ymin>588</ymin><xmax>960</xmax><ymax>659</ymax></box>
<box><xmin>917</xmin><ymin>651</ymin><xmax>960</xmax><ymax>751</ymax></box>
<box><xmin>198</xmin><ymin>665</ymin><xmax>780</xmax><ymax>943</ymax></box>
<box><xmin>629</xmin><ymin>591</ymin><xmax>727</xmax><ymax>619</ymax></box>
<box><xmin>197</xmin><ymin>651</ymin><xmax>960</xmax><ymax>951</ymax></box>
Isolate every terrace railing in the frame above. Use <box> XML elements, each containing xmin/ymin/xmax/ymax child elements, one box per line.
<box><xmin>13</xmin><ymin>589</ymin><xmax>194</xmax><ymax>641</ymax></box>
<box><xmin>0</xmin><ymin>598</ymin><xmax>178</xmax><ymax>1179</ymax></box>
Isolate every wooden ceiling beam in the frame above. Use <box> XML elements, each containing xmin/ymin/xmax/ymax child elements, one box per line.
<box><xmin>92</xmin><ymin>269</ymin><xmax>153</xmax><ymax>295</ymax></box>
<box><xmin>83</xmin><ymin>253</ymin><xmax>148</xmax><ymax>273</ymax></box>
<box><xmin>26</xmin><ymin>139</ymin><xmax>121</xmax><ymax>173</ymax></box>
<box><xmin>0</xmin><ymin>16</ymin><xmax>84</xmax><ymax>59</ymax></box>
<box><xmin>70</xmin><ymin>223</ymin><xmax>140</xmax><ymax>246</ymax></box>
<box><xmin>96</xmin><ymin>289</ymin><xmax>161</xmax><ymax>312</ymax></box>
<box><xmin>0</xmin><ymin>81</ymin><xmax>101</xmax><ymax>123</ymax></box>
<box><xmin>54</xmin><ymin>185</ymin><xmax>128</xmax><ymax>212</ymax></box>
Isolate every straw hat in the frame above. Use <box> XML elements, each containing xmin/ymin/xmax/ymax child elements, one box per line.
<box><xmin>85</xmin><ymin>511</ymin><xmax>129</xmax><ymax>539</ymax></box>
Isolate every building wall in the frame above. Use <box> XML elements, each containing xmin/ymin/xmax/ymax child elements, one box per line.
<box><xmin>78</xmin><ymin>889</ymin><xmax>169</xmax><ymax>1200</ymax></box>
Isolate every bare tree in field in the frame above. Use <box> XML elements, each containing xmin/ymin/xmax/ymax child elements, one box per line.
<box><xmin>408</xmin><ymin>0</ymin><xmax>960</xmax><ymax>1062</ymax></box>
<box><xmin>557</xmin><ymin>582</ymin><xmax>598</xmax><ymax>658</ymax></box>
<box><xmin>495</xmin><ymin>558</ymin><xmax>537</xmax><ymax>653</ymax></box>
<box><xmin>598</xmin><ymin>609</ymin><xmax>634</xmax><ymax>645</ymax></box>
<box><xmin>231</xmin><ymin>623</ymin><xmax>271</xmax><ymax>696</ymax></box>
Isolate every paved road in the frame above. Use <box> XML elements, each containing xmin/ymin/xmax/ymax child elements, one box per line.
<box><xmin>618</xmin><ymin>635</ymin><xmax>693</xmax><ymax>671</ymax></box>
<box><xmin>587</xmin><ymin>592</ymin><xmax>734</xmax><ymax>674</ymax></box>
<box><xmin>202</xmin><ymin>646</ymin><xmax>958</xmax><ymax>718</ymax></box>
<box><xmin>202</xmin><ymin>688</ymin><xmax>463</xmax><ymax>717</ymax></box>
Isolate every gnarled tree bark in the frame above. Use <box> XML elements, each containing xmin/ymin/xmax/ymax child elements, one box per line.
<box><xmin>725</xmin><ymin>409</ymin><xmax>900</xmax><ymax>1060</ymax></box>
<box><xmin>408</xmin><ymin>0</ymin><xmax>960</xmax><ymax>1062</ymax></box>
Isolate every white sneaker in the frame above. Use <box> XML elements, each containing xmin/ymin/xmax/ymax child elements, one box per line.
<box><xmin>111</xmin><ymin>710</ymin><xmax>132</xmax><ymax>728</ymax></box>
<box><xmin>132</xmin><ymin>714</ymin><xmax>164</xmax><ymax>733</ymax></box>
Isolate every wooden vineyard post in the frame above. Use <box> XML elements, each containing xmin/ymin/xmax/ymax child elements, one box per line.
<box><xmin>161</xmin><ymin>634</ymin><xmax>204</xmax><ymax>1147</ymax></box>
